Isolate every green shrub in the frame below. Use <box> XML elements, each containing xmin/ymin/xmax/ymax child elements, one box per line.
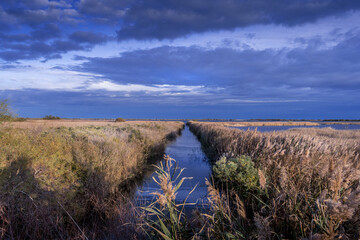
<box><xmin>13</xmin><ymin>117</ymin><xmax>27</xmax><ymax>122</ymax></box>
<box><xmin>213</xmin><ymin>155</ymin><xmax>262</xmax><ymax>197</ymax></box>
<box><xmin>43</xmin><ymin>115</ymin><xmax>61</xmax><ymax>120</ymax></box>
<box><xmin>115</xmin><ymin>117</ymin><xmax>125</xmax><ymax>122</ymax></box>
<box><xmin>0</xmin><ymin>99</ymin><xmax>14</xmax><ymax>122</ymax></box>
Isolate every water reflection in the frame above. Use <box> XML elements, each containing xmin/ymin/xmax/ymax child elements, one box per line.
<box><xmin>136</xmin><ymin>125</ymin><xmax>211</xmax><ymax>205</ymax></box>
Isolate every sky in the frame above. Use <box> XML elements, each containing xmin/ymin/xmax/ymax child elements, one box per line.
<box><xmin>1</xmin><ymin>0</ymin><xmax>360</xmax><ymax>119</ymax></box>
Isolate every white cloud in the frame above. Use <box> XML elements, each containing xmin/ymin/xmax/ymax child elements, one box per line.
<box><xmin>87</xmin><ymin>80</ymin><xmax>207</xmax><ymax>94</ymax></box>
<box><xmin>0</xmin><ymin>65</ymin><xmax>211</xmax><ymax>96</ymax></box>
<box><xmin>0</xmin><ymin>66</ymin><xmax>91</xmax><ymax>90</ymax></box>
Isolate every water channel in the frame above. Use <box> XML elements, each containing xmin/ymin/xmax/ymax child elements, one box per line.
<box><xmin>136</xmin><ymin>124</ymin><xmax>211</xmax><ymax>206</ymax></box>
<box><xmin>135</xmin><ymin>123</ymin><xmax>360</xmax><ymax>207</ymax></box>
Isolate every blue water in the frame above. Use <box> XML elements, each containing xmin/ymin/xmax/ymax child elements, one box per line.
<box><xmin>137</xmin><ymin>125</ymin><xmax>211</xmax><ymax>205</ymax></box>
<box><xmin>230</xmin><ymin>124</ymin><xmax>360</xmax><ymax>132</ymax></box>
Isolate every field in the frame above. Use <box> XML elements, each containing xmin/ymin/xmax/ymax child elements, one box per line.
<box><xmin>1</xmin><ymin>118</ymin><xmax>360</xmax><ymax>239</ymax></box>
<box><xmin>322</xmin><ymin>122</ymin><xmax>360</xmax><ymax>125</ymax></box>
<box><xmin>0</xmin><ymin>120</ymin><xmax>184</xmax><ymax>239</ymax></box>
<box><xmin>220</xmin><ymin>121</ymin><xmax>320</xmax><ymax>127</ymax></box>
<box><xmin>188</xmin><ymin>121</ymin><xmax>360</xmax><ymax>239</ymax></box>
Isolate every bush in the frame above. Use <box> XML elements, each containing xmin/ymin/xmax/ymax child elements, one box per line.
<box><xmin>43</xmin><ymin>115</ymin><xmax>61</xmax><ymax>120</ymax></box>
<box><xmin>213</xmin><ymin>156</ymin><xmax>263</xmax><ymax>197</ymax></box>
<box><xmin>115</xmin><ymin>117</ymin><xmax>125</xmax><ymax>122</ymax></box>
<box><xmin>0</xmin><ymin>99</ymin><xmax>14</xmax><ymax>122</ymax></box>
<box><xmin>13</xmin><ymin>117</ymin><xmax>27</xmax><ymax>122</ymax></box>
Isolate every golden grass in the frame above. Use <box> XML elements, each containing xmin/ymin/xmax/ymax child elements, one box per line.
<box><xmin>188</xmin><ymin>121</ymin><xmax>360</xmax><ymax>239</ymax></box>
<box><xmin>322</xmin><ymin>121</ymin><xmax>360</xmax><ymax>125</ymax></box>
<box><xmin>288</xmin><ymin>127</ymin><xmax>360</xmax><ymax>139</ymax></box>
<box><xmin>0</xmin><ymin>121</ymin><xmax>184</xmax><ymax>239</ymax></box>
<box><xmin>202</xmin><ymin>121</ymin><xmax>320</xmax><ymax>127</ymax></box>
<box><xmin>4</xmin><ymin>119</ymin><xmax>175</xmax><ymax>128</ymax></box>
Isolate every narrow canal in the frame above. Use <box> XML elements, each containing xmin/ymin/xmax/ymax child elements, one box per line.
<box><xmin>137</xmin><ymin>124</ymin><xmax>211</xmax><ymax>205</ymax></box>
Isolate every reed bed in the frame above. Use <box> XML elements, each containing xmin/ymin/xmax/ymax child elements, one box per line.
<box><xmin>288</xmin><ymin>127</ymin><xmax>360</xmax><ymax>139</ymax></box>
<box><xmin>217</xmin><ymin>121</ymin><xmax>320</xmax><ymax>127</ymax></box>
<box><xmin>0</xmin><ymin>121</ymin><xmax>183</xmax><ymax>239</ymax></box>
<box><xmin>3</xmin><ymin>119</ymin><xmax>176</xmax><ymax>128</ymax></box>
<box><xmin>188</xmin><ymin>121</ymin><xmax>360</xmax><ymax>239</ymax></box>
<box><xmin>322</xmin><ymin>122</ymin><xmax>360</xmax><ymax>125</ymax></box>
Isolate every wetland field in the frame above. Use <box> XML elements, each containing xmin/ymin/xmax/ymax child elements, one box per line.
<box><xmin>1</xmin><ymin>119</ymin><xmax>360</xmax><ymax>239</ymax></box>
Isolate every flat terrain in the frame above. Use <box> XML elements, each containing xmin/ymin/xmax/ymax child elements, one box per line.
<box><xmin>0</xmin><ymin>120</ymin><xmax>184</xmax><ymax>239</ymax></box>
<box><xmin>216</xmin><ymin>121</ymin><xmax>320</xmax><ymax>127</ymax></box>
<box><xmin>2</xmin><ymin>119</ymin><xmax>360</xmax><ymax>239</ymax></box>
<box><xmin>188</xmin><ymin>121</ymin><xmax>360</xmax><ymax>239</ymax></box>
<box><xmin>4</xmin><ymin>119</ymin><xmax>179</xmax><ymax>128</ymax></box>
<box><xmin>202</xmin><ymin>120</ymin><xmax>360</xmax><ymax>127</ymax></box>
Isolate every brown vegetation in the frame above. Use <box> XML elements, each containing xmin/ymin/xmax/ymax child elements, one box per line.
<box><xmin>288</xmin><ymin>127</ymin><xmax>360</xmax><ymax>139</ymax></box>
<box><xmin>0</xmin><ymin>121</ymin><xmax>183</xmax><ymax>239</ymax></box>
<box><xmin>322</xmin><ymin>122</ymin><xmax>360</xmax><ymax>125</ymax></box>
<box><xmin>214</xmin><ymin>121</ymin><xmax>320</xmax><ymax>127</ymax></box>
<box><xmin>43</xmin><ymin>115</ymin><xmax>61</xmax><ymax>120</ymax></box>
<box><xmin>115</xmin><ymin>117</ymin><xmax>126</xmax><ymax>122</ymax></box>
<box><xmin>188</xmin><ymin>121</ymin><xmax>360</xmax><ymax>239</ymax></box>
<box><xmin>3</xmin><ymin>119</ymin><xmax>143</xmax><ymax>128</ymax></box>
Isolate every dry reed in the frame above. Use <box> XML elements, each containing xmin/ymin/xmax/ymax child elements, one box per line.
<box><xmin>215</xmin><ymin>121</ymin><xmax>320</xmax><ymax>127</ymax></box>
<box><xmin>0</xmin><ymin>121</ymin><xmax>184</xmax><ymax>239</ymax></box>
<box><xmin>188</xmin><ymin>121</ymin><xmax>360</xmax><ymax>239</ymax></box>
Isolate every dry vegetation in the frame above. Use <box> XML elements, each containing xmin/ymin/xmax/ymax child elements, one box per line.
<box><xmin>0</xmin><ymin>120</ymin><xmax>183</xmax><ymax>239</ymax></box>
<box><xmin>188</xmin><ymin>121</ymin><xmax>360</xmax><ymax>239</ymax></box>
<box><xmin>217</xmin><ymin>121</ymin><xmax>320</xmax><ymax>127</ymax></box>
<box><xmin>4</xmin><ymin>119</ymin><xmax>135</xmax><ymax>128</ymax></box>
<box><xmin>288</xmin><ymin>127</ymin><xmax>360</xmax><ymax>139</ymax></box>
<box><xmin>322</xmin><ymin>122</ymin><xmax>360</xmax><ymax>125</ymax></box>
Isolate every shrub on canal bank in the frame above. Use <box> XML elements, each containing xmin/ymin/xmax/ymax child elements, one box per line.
<box><xmin>213</xmin><ymin>156</ymin><xmax>264</xmax><ymax>198</ymax></box>
<box><xmin>188</xmin><ymin>121</ymin><xmax>360</xmax><ymax>239</ymax></box>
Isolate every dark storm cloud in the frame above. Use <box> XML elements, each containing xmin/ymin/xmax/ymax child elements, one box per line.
<box><xmin>4</xmin><ymin>7</ymin><xmax>79</xmax><ymax>27</ymax></box>
<box><xmin>0</xmin><ymin>1</ymin><xmax>107</xmax><ymax>61</ymax></box>
<box><xmin>30</xmin><ymin>23</ymin><xmax>62</xmax><ymax>40</ymax></box>
<box><xmin>117</xmin><ymin>0</ymin><xmax>360</xmax><ymax>40</ymax></box>
<box><xmin>0</xmin><ymin>6</ymin><xmax>15</xmax><ymax>31</ymax></box>
<box><xmin>0</xmin><ymin>23</ymin><xmax>61</xmax><ymax>43</ymax></box>
<box><xmin>69</xmin><ymin>31</ymin><xmax>109</xmax><ymax>44</ymax></box>
<box><xmin>77</xmin><ymin>0</ymin><xmax>131</xmax><ymax>20</ymax></box>
<box><xmin>0</xmin><ymin>40</ymin><xmax>88</xmax><ymax>61</ymax></box>
<box><xmin>78</xmin><ymin>32</ymin><xmax>360</xmax><ymax>102</ymax></box>
<box><xmin>2</xmin><ymin>0</ymin><xmax>360</xmax><ymax>61</ymax></box>
<box><xmin>2</xmin><ymin>0</ymin><xmax>71</xmax><ymax>9</ymax></box>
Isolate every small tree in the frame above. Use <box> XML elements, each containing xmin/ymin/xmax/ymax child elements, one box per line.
<box><xmin>43</xmin><ymin>115</ymin><xmax>61</xmax><ymax>120</ymax></box>
<box><xmin>115</xmin><ymin>117</ymin><xmax>125</xmax><ymax>122</ymax></box>
<box><xmin>0</xmin><ymin>99</ymin><xmax>13</xmax><ymax>121</ymax></box>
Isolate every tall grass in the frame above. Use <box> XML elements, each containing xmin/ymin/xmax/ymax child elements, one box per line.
<box><xmin>220</xmin><ymin>121</ymin><xmax>320</xmax><ymax>127</ymax></box>
<box><xmin>141</xmin><ymin>156</ymin><xmax>250</xmax><ymax>239</ymax></box>
<box><xmin>141</xmin><ymin>155</ymin><xmax>196</xmax><ymax>240</ymax></box>
<box><xmin>188</xmin><ymin>121</ymin><xmax>360</xmax><ymax>239</ymax></box>
<box><xmin>0</xmin><ymin>121</ymin><xmax>183</xmax><ymax>239</ymax></box>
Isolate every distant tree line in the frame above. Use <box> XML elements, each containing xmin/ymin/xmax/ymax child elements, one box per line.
<box><xmin>43</xmin><ymin>115</ymin><xmax>61</xmax><ymax>120</ymax></box>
